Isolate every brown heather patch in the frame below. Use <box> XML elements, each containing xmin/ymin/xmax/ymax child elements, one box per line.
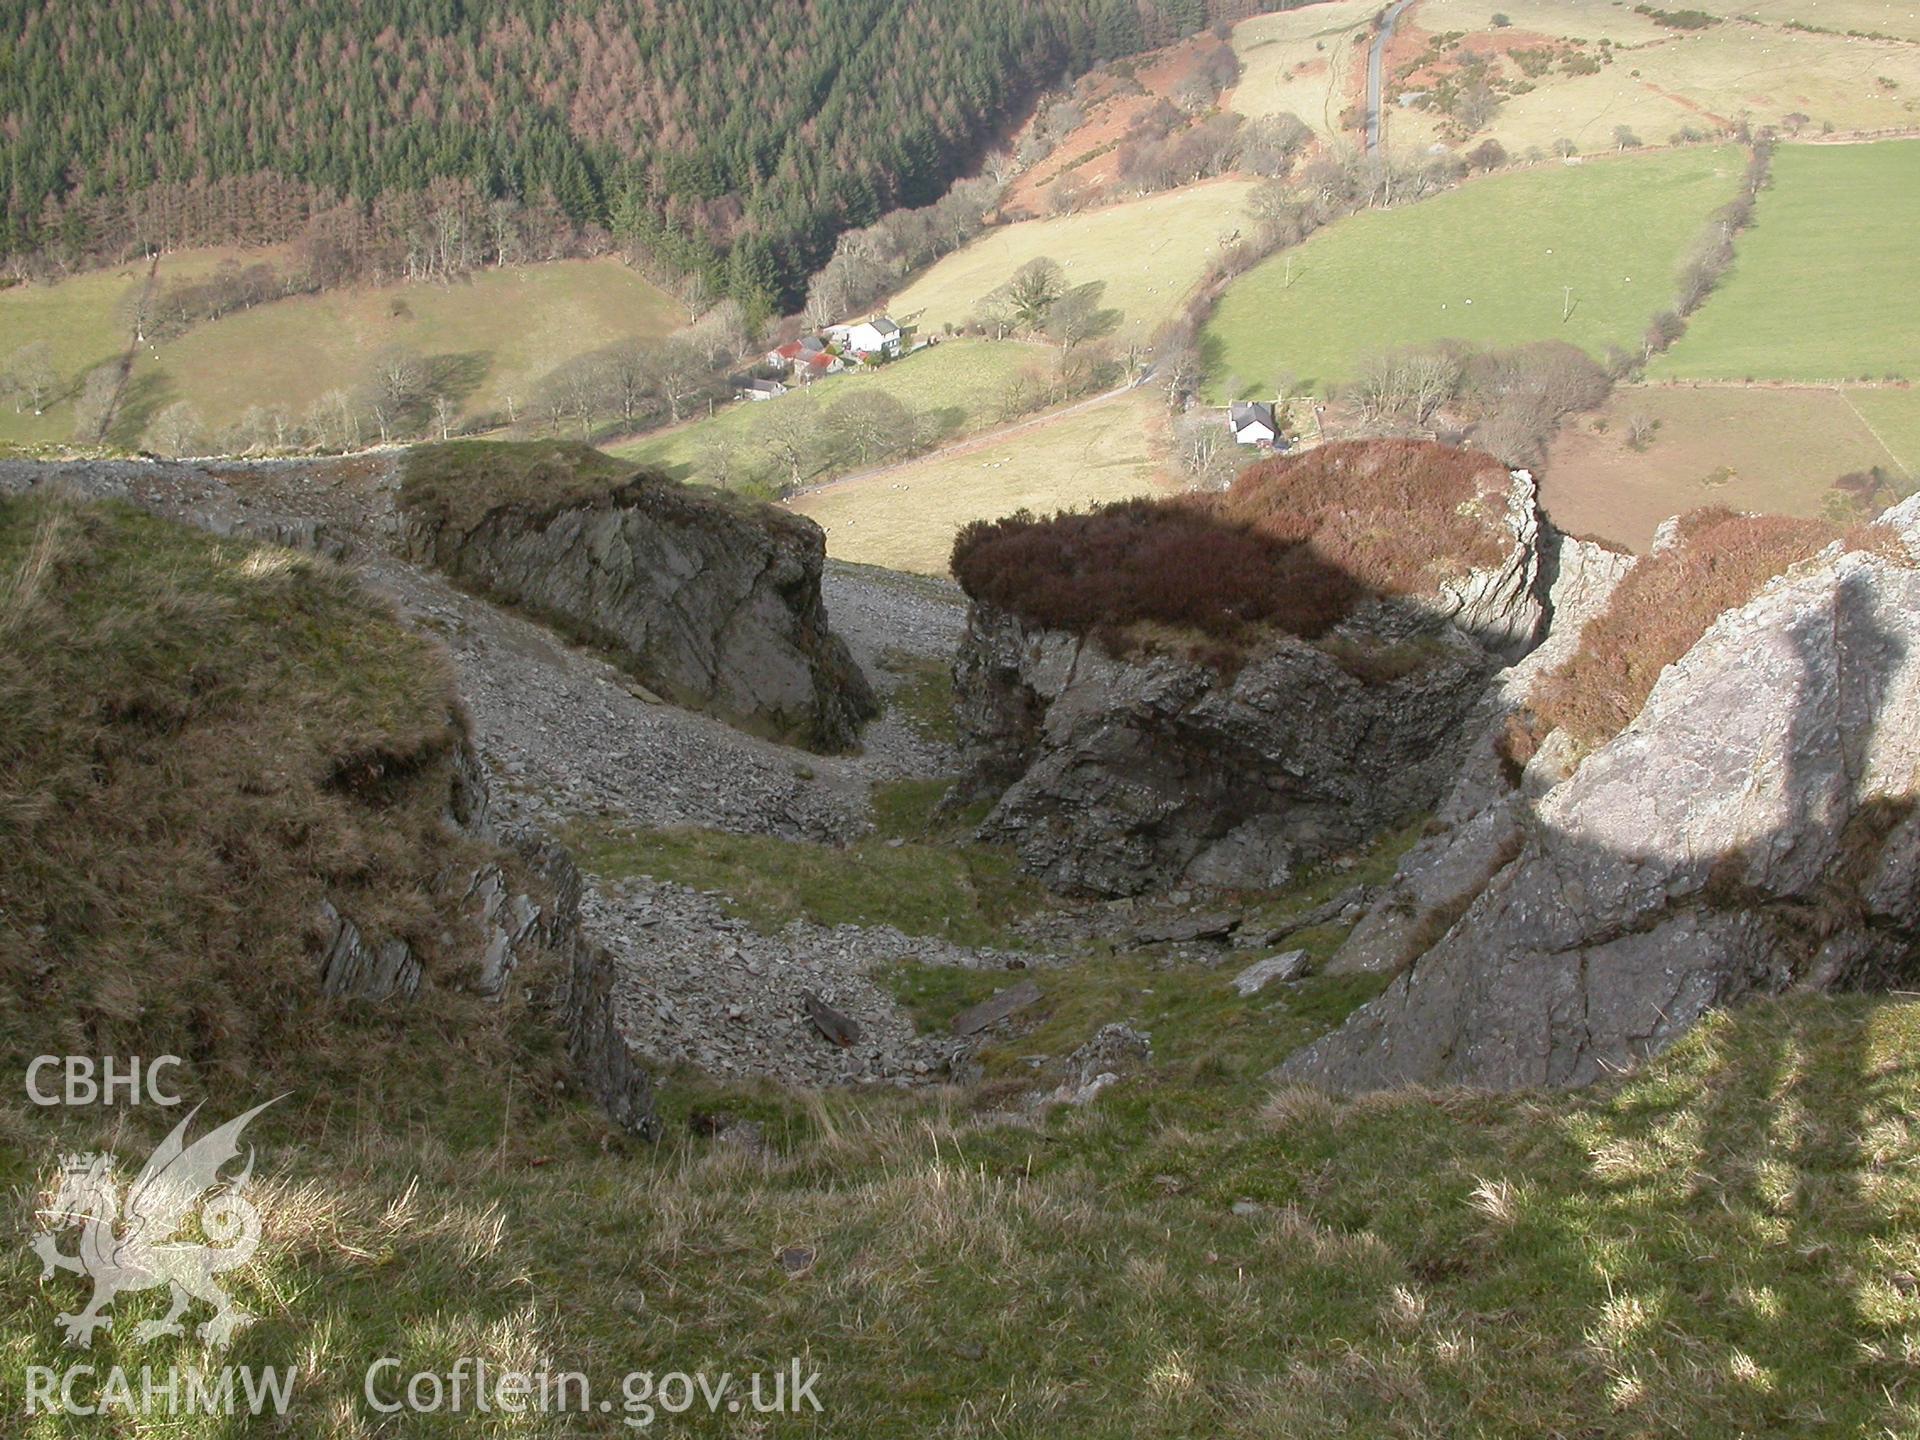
<box><xmin>950</xmin><ymin>496</ymin><xmax>1363</xmax><ymax>652</ymax></box>
<box><xmin>1533</xmin><ymin>508</ymin><xmax>1908</xmax><ymax>749</ymax></box>
<box><xmin>951</xmin><ymin>441</ymin><xmax>1513</xmax><ymax>659</ymax></box>
<box><xmin>1216</xmin><ymin>439</ymin><xmax>1512</xmax><ymax>592</ymax></box>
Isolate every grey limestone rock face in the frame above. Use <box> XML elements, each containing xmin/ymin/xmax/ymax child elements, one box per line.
<box><xmin>318</xmin><ymin>736</ymin><xmax>657</xmax><ymax>1137</ymax></box>
<box><xmin>1286</xmin><ymin>539</ymin><xmax>1920</xmax><ymax>1092</ymax></box>
<box><xmin>400</xmin><ymin>471</ymin><xmax>876</xmax><ymax>752</ymax></box>
<box><xmin>950</xmin><ymin>466</ymin><xmax>1550</xmax><ymax>897</ymax></box>
<box><xmin>1419</xmin><ymin>466</ymin><xmax>1548</xmax><ymax>660</ymax></box>
<box><xmin>954</xmin><ymin>606</ymin><xmax>1500</xmax><ymax>896</ymax></box>
<box><xmin>1325</xmin><ymin>529</ymin><xmax>1636</xmax><ymax>977</ymax></box>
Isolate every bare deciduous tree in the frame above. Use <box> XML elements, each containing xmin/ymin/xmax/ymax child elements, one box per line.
<box><xmin>1174</xmin><ymin>412</ymin><xmax>1238</xmax><ymax>490</ymax></box>
<box><xmin>596</xmin><ymin>340</ymin><xmax>654</xmax><ymax>428</ymax></box>
<box><xmin>6</xmin><ymin>341</ymin><xmax>58</xmax><ymax>416</ymax></box>
<box><xmin>761</xmin><ymin>404</ymin><xmax>820</xmax><ymax>491</ymax></box>
<box><xmin>699</xmin><ymin>434</ymin><xmax>739</xmax><ymax>489</ymax></box>
<box><xmin>971</xmin><ymin>286</ymin><xmax>1019</xmax><ymax>340</ymax></box>
<box><xmin>1048</xmin><ymin>174</ymin><xmax>1091</xmax><ymax>217</ymax></box>
<box><xmin>363</xmin><ymin>347</ymin><xmax>426</xmax><ymax>442</ymax></box>
<box><xmin>1044</xmin><ymin>285</ymin><xmax>1116</xmax><ymax>352</ymax></box>
<box><xmin>1239</xmin><ymin>113</ymin><xmax>1313</xmax><ymax>177</ymax></box>
<box><xmin>147</xmin><ymin>401</ymin><xmax>203</xmax><ymax>457</ymax></box>
<box><xmin>1156</xmin><ymin>335</ymin><xmax>1202</xmax><ymax>410</ymax></box>
<box><xmin>652</xmin><ymin>340</ymin><xmax>705</xmax><ymax>423</ymax></box>
<box><xmin>676</xmin><ymin>270</ymin><xmax>716</xmax><ymax>323</ymax></box>
<box><xmin>822</xmin><ymin>390</ymin><xmax>919</xmax><ymax>468</ymax></box>
<box><xmin>71</xmin><ymin>363</ymin><xmax>123</xmax><ymax>442</ymax></box>
<box><xmin>1349</xmin><ymin>349</ymin><xmax>1461</xmax><ymax>430</ymax></box>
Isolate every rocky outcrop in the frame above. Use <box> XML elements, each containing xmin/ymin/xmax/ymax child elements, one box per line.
<box><xmin>952</xmin><ymin>467</ymin><xmax>1548</xmax><ymax>897</ymax></box>
<box><xmin>1419</xmin><ymin>466</ymin><xmax>1547</xmax><ymax>659</ymax></box>
<box><xmin>955</xmin><ymin>603</ymin><xmax>1502</xmax><ymax>895</ymax></box>
<box><xmin>315</xmin><ymin>901</ymin><xmax>423</xmax><ymax>1001</ymax></box>
<box><xmin>1326</xmin><ymin>530</ymin><xmax>1636</xmax><ymax>976</ymax></box>
<box><xmin>1286</xmin><ymin>534</ymin><xmax>1920</xmax><ymax>1092</ymax></box>
<box><xmin>521</xmin><ymin>835</ymin><xmax>659</xmax><ymax>1140</ymax></box>
<box><xmin>316</xmin><ymin>736</ymin><xmax>657</xmax><ymax>1136</ymax></box>
<box><xmin>400</xmin><ymin>470</ymin><xmax>875</xmax><ymax>751</ymax></box>
<box><xmin>0</xmin><ymin>454</ymin><xmax>875</xmax><ymax>753</ymax></box>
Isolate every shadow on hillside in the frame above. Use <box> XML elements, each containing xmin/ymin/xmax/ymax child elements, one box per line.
<box><xmin>920</xmin><ymin>403</ymin><xmax>969</xmax><ymax>440</ymax></box>
<box><xmin>1293</xmin><ymin>561</ymin><xmax>1919</xmax><ymax>1426</ymax></box>
<box><xmin>425</xmin><ymin>351</ymin><xmax>490</xmax><ymax>410</ymax></box>
<box><xmin>106</xmin><ymin>372</ymin><xmax>174</xmax><ymax>449</ymax></box>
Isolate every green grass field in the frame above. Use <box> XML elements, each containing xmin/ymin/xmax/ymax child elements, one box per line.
<box><xmin>0</xmin><ymin>249</ymin><xmax>259</xmax><ymax>445</ymax></box>
<box><xmin>609</xmin><ymin>339</ymin><xmax>1045</xmax><ymax>489</ymax></box>
<box><xmin>0</xmin><ymin>254</ymin><xmax>679</xmax><ymax>447</ymax></box>
<box><xmin>1651</xmin><ymin>141</ymin><xmax>1920</xmax><ymax>383</ymax></box>
<box><xmin>1848</xmin><ymin>387</ymin><xmax>1920</xmax><ymax>474</ymax></box>
<box><xmin>788</xmin><ymin>388</ymin><xmax>1171</xmax><ymax>574</ymax></box>
<box><xmin>1203</xmin><ymin>145</ymin><xmax>1745</xmax><ymax>398</ymax></box>
<box><xmin>886</xmin><ymin>181</ymin><xmax>1255</xmax><ymax>347</ymax></box>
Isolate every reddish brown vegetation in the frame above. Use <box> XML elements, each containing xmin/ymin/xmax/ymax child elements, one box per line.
<box><xmin>1215</xmin><ymin>441</ymin><xmax>1511</xmax><ymax>591</ymax></box>
<box><xmin>950</xmin><ymin>496</ymin><xmax>1363</xmax><ymax>648</ymax></box>
<box><xmin>951</xmin><ymin>441</ymin><xmax>1514</xmax><ymax>653</ymax></box>
<box><xmin>1533</xmin><ymin>509</ymin><xmax>1904</xmax><ymax>748</ymax></box>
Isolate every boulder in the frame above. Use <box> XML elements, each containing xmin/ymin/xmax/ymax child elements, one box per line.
<box><xmin>1286</xmin><ymin>541</ymin><xmax>1920</xmax><ymax>1092</ymax></box>
<box><xmin>1135</xmin><ymin>913</ymin><xmax>1242</xmax><ymax>945</ymax></box>
<box><xmin>1044</xmin><ymin>1023</ymin><xmax>1153</xmax><ymax>1107</ymax></box>
<box><xmin>801</xmin><ymin>989</ymin><xmax>862</xmax><ymax>1047</ymax></box>
<box><xmin>1234</xmin><ymin>950</ymin><xmax>1311</xmax><ymax>995</ymax></box>
<box><xmin>401</xmin><ymin>469</ymin><xmax>875</xmax><ymax>751</ymax></box>
<box><xmin>950</xmin><ymin>979</ymin><xmax>1042</xmax><ymax>1036</ymax></box>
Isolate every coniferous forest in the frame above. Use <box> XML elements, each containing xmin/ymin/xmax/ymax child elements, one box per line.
<box><xmin>0</xmin><ymin>0</ymin><xmax>1286</xmax><ymax>309</ymax></box>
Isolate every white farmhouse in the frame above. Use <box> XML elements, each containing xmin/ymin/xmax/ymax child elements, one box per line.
<box><xmin>838</xmin><ymin>316</ymin><xmax>903</xmax><ymax>358</ymax></box>
<box><xmin>1228</xmin><ymin>401</ymin><xmax>1278</xmax><ymax>446</ymax></box>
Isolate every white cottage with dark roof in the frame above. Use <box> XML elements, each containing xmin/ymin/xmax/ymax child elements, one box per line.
<box><xmin>1228</xmin><ymin>401</ymin><xmax>1277</xmax><ymax>446</ymax></box>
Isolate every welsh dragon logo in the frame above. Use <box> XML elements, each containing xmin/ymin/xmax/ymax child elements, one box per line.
<box><xmin>31</xmin><ymin>1100</ymin><xmax>279</xmax><ymax>1348</ymax></box>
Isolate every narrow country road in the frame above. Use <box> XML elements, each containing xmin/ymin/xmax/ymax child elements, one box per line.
<box><xmin>1366</xmin><ymin>0</ymin><xmax>1418</xmax><ymax>153</ymax></box>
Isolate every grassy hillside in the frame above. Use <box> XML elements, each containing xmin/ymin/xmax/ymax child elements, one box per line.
<box><xmin>5</xmin><ymin>496</ymin><xmax>1920</xmax><ymax>1433</ymax></box>
<box><xmin>1359</xmin><ymin>0</ymin><xmax>1920</xmax><ymax>157</ymax></box>
<box><xmin>1203</xmin><ymin>146</ymin><xmax>1744</xmax><ymax>398</ymax></box>
<box><xmin>0</xmin><ymin>250</ymin><xmax>257</xmax><ymax>445</ymax></box>
<box><xmin>886</xmin><ymin>182</ymin><xmax>1256</xmax><ymax>347</ymax></box>
<box><xmin>0</xmin><ymin>255</ymin><xmax>679</xmax><ymax>448</ymax></box>
<box><xmin>610</xmin><ymin>340</ymin><xmax>1044</xmax><ymax>491</ymax></box>
<box><xmin>1226</xmin><ymin>0</ymin><xmax>1381</xmax><ymax>137</ymax></box>
<box><xmin>1482</xmin><ymin>28</ymin><xmax>1920</xmax><ymax>153</ymax></box>
<box><xmin>1731</xmin><ymin>0</ymin><xmax>1920</xmax><ymax>41</ymax></box>
<box><xmin>0</xmin><ymin>492</ymin><xmax>566</xmax><ymax>1090</ymax></box>
<box><xmin>788</xmin><ymin>389</ymin><xmax>1172</xmax><ymax>574</ymax></box>
<box><xmin>1650</xmin><ymin>141</ymin><xmax>1920</xmax><ymax>383</ymax></box>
